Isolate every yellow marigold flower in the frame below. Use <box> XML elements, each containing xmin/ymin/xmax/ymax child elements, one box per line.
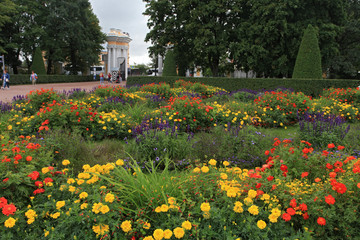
<box><xmin>67</xmin><ymin>178</ymin><xmax>75</xmax><ymax>184</ymax></box>
<box><xmin>116</xmin><ymin>159</ymin><xmax>124</xmax><ymax>166</ymax></box>
<box><xmin>62</xmin><ymin>159</ymin><xmax>70</xmax><ymax>166</ymax></box>
<box><xmin>79</xmin><ymin>192</ymin><xmax>88</xmax><ymax>199</ymax></box>
<box><xmin>80</xmin><ymin>203</ymin><xmax>88</xmax><ymax>209</ymax></box>
<box><xmin>44</xmin><ymin>230</ymin><xmax>50</xmax><ymax>237</ymax></box>
<box><xmin>7</xmin><ymin>125</ymin><xmax>12</xmax><ymax>130</ymax></box>
<box><xmin>4</xmin><ymin>217</ymin><xmax>16</xmax><ymax>228</ymax></box>
<box><xmin>143</xmin><ymin>237</ymin><xmax>154</xmax><ymax>240</ymax></box>
<box><xmin>168</xmin><ymin>197</ymin><xmax>176</xmax><ymax>205</ymax></box>
<box><xmin>103</xmin><ymin>126</ymin><xmax>107</xmax><ymax>130</ymax></box>
<box><xmin>92</xmin><ymin>202</ymin><xmax>102</xmax><ymax>214</ymax></box>
<box><xmin>27</xmin><ymin>218</ymin><xmax>35</xmax><ymax>224</ymax></box>
<box><xmin>83</xmin><ymin>164</ymin><xmax>91</xmax><ymax>170</ymax></box>
<box><xmin>193</xmin><ymin>167</ymin><xmax>201</xmax><ymax>173</ymax></box>
<box><xmin>248</xmin><ymin>205</ymin><xmax>259</xmax><ymax>215</ymax></box>
<box><xmin>248</xmin><ymin>189</ymin><xmax>257</xmax><ymax>199</ymax></box>
<box><xmin>121</xmin><ymin>220</ymin><xmax>132</xmax><ymax>233</ymax></box>
<box><xmin>269</xmin><ymin>213</ymin><xmax>278</xmax><ymax>223</ymax></box>
<box><xmin>160</xmin><ymin>204</ymin><xmax>169</xmax><ymax>212</ymax></box>
<box><xmin>163</xmin><ymin>229</ymin><xmax>173</xmax><ymax>239</ymax></box>
<box><xmin>155</xmin><ymin>206</ymin><xmax>162</xmax><ymax>213</ymax></box>
<box><xmin>208</xmin><ymin>159</ymin><xmax>217</xmax><ymax>166</ymax></box>
<box><xmin>182</xmin><ymin>221</ymin><xmax>192</xmax><ymax>230</ymax></box>
<box><xmin>105</xmin><ymin>193</ymin><xmax>115</xmax><ymax>203</ymax></box>
<box><xmin>261</xmin><ymin>194</ymin><xmax>270</xmax><ymax>201</ymax></box>
<box><xmin>92</xmin><ymin>224</ymin><xmax>109</xmax><ymax>236</ymax></box>
<box><xmin>257</xmin><ymin>220</ymin><xmax>267</xmax><ymax>229</ymax></box>
<box><xmin>50</xmin><ymin>212</ymin><xmax>60</xmax><ymax>219</ymax></box>
<box><xmin>200</xmin><ymin>202</ymin><xmax>210</xmax><ymax>212</ymax></box>
<box><xmin>220</xmin><ymin>173</ymin><xmax>228</xmax><ymax>180</ymax></box>
<box><xmin>56</xmin><ymin>201</ymin><xmax>65</xmax><ymax>210</ymax></box>
<box><xmin>69</xmin><ymin>186</ymin><xmax>76</xmax><ymax>192</ymax></box>
<box><xmin>143</xmin><ymin>222</ymin><xmax>151</xmax><ymax>229</ymax></box>
<box><xmin>223</xmin><ymin>161</ymin><xmax>230</xmax><ymax>167</ymax></box>
<box><xmin>42</xmin><ymin>167</ymin><xmax>50</xmax><ymax>174</ymax></box>
<box><xmin>173</xmin><ymin>227</ymin><xmax>185</xmax><ymax>239</ymax></box>
<box><xmin>244</xmin><ymin>197</ymin><xmax>253</xmax><ymax>206</ymax></box>
<box><xmin>271</xmin><ymin>208</ymin><xmax>281</xmax><ymax>216</ymax></box>
<box><xmin>77</xmin><ymin>179</ymin><xmax>85</xmax><ymax>185</ymax></box>
<box><xmin>100</xmin><ymin>205</ymin><xmax>110</xmax><ymax>214</ymax></box>
<box><xmin>227</xmin><ymin>188</ymin><xmax>237</xmax><ymax>198</ymax></box>
<box><xmin>153</xmin><ymin>229</ymin><xmax>164</xmax><ymax>240</ymax></box>
<box><xmin>233</xmin><ymin>201</ymin><xmax>244</xmax><ymax>213</ymax></box>
<box><xmin>25</xmin><ymin>209</ymin><xmax>37</xmax><ymax>219</ymax></box>
<box><xmin>201</xmin><ymin>166</ymin><xmax>209</xmax><ymax>173</ymax></box>
<box><xmin>203</xmin><ymin>211</ymin><xmax>211</xmax><ymax>219</ymax></box>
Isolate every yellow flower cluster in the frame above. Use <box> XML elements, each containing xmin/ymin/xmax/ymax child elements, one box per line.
<box><xmin>92</xmin><ymin>202</ymin><xmax>110</xmax><ymax>214</ymax></box>
<box><xmin>120</xmin><ymin>220</ymin><xmax>132</xmax><ymax>233</ymax></box>
<box><xmin>25</xmin><ymin>209</ymin><xmax>37</xmax><ymax>224</ymax></box>
<box><xmin>92</xmin><ymin>224</ymin><xmax>109</xmax><ymax>237</ymax></box>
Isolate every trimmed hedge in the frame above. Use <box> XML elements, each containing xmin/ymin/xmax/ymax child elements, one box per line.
<box><xmin>127</xmin><ymin>76</ymin><xmax>360</xmax><ymax>96</ymax></box>
<box><xmin>9</xmin><ymin>75</ymin><xmax>94</xmax><ymax>85</ymax></box>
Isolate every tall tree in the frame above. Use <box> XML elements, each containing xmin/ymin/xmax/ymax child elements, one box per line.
<box><xmin>31</xmin><ymin>47</ymin><xmax>46</xmax><ymax>74</ymax></box>
<box><xmin>0</xmin><ymin>0</ymin><xmax>16</xmax><ymax>53</ymax></box>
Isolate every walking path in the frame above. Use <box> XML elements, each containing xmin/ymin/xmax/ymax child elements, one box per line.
<box><xmin>0</xmin><ymin>81</ymin><xmax>126</xmax><ymax>103</ymax></box>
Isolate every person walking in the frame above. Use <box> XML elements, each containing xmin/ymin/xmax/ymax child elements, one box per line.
<box><xmin>108</xmin><ymin>72</ymin><xmax>112</xmax><ymax>83</ymax></box>
<box><xmin>99</xmin><ymin>72</ymin><xmax>104</xmax><ymax>84</ymax></box>
<box><xmin>1</xmin><ymin>70</ymin><xmax>10</xmax><ymax>90</ymax></box>
<box><xmin>30</xmin><ymin>71</ymin><xmax>38</xmax><ymax>85</ymax></box>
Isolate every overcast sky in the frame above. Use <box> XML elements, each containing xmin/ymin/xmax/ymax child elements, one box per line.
<box><xmin>88</xmin><ymin>0</ymin><xmax>151</xmax><ymax>65</ymax></box>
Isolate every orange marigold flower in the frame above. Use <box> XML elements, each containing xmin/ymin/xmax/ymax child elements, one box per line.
<box><xmin>357</xmin><ymin>183</ymin><xmax>360</xmax><ymax>188</ymax></box>
<box><xmin>301</xmin><ymin>172</ymin><xmax>309</xmax><ymax>178</ymax></box>
<box><xmin>328</xmin><ymin>143</ymin><xmax>335</xmax><ymax>148</ymax></box>
<box><xmin>315</xmin><ymin>178</ymin><xmax>321</xmax><ymax>183</ymax></box>
<box><xmin>2</xmin><ymin>204</ymin><xmax>16</xmax><ymax>216</ymax></box>
<box><xmin>289</xmin><ymin>199</ymin><xmax>297</xmax><ymax>208</ymax></box>
<box><xmin>286</xmin><ymin>208</ymin><xmax>296</xmax><ymax>216</ymax></box>
<box><xmin>282</xmin><ymin>213</ymin><xmax>291</xmax><ymax>222</ymax></box>
<box><xmin>317</xmin><ymin>217</ymin><xmax>326</xmax><ymax>226</ymax></box>
<box><xmin>299</xmin><ymin>203</ymin><xmax>308</xmax><ymax>212</ymax></box>
<box><xmin>325</xmin><ymin>195</ymin><xmax>335</xmax><ymax>205</ymax></box>
<box><xmin>329</xmin><ymin>172</ymin><xmax>337</xmax><ymax>178</ymax></box>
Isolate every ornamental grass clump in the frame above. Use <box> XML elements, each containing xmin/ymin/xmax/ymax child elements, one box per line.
<box><xmin>298</xmin><ymin>111</ymin><xmax>350</xmax><ymax>148</ymax></box>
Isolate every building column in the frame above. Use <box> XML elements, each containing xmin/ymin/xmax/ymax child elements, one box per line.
<box><xmin>107</xmin><ymin>47</ymin><xmax>111</xmax><ymax>73</ymax></box>
<box><xmin>112</xmin><ymin>48</ymin><xmax>116</xmax><ymax>70</ymax></box>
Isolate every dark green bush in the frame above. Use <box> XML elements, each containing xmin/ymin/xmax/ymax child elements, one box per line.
<box><xmin>9</xmin><ymin>74</ymin><xmax>94</xmax><ymax>85</ymax></box>
<box><xmin>30</xmin><ymin>47</ymin><xmax>46</xmax><ymax>75</ymax></box>
<box><xmin>292</xmin><ymin>24</ymin><xmax>322</xmax><ymax>79</ymax></box>
<box><xmin>162</xmin><ymin>50</ymin><xmax>177</xmax><ymax>76</ymax></box>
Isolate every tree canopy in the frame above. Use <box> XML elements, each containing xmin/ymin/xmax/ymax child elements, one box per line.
<box><xmin>0</xmin><ymin>0</ymin><xmax>106</xmax><ymax>74</ymax></box>
<box><xmin>144</xmin><ymin>0</ymin><xmax>359</xmax><ymax>78</ymax></box>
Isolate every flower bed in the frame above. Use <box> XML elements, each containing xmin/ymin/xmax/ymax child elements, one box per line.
<box><xmin>0</xmin><ymin>82</ymin><xmax>359</xmax><ymax>239</ymax></box>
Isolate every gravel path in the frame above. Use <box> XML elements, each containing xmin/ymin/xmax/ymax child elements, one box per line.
<box><xmin>0</xmin><ymin>81</ymin><xmax>126</xmax><ymax>103</ymax></box>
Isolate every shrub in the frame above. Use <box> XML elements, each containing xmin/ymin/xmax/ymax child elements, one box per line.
<box><xmin>292</xmin><ymin>24</ymin><xmax>322</xmax><ymax>79</ymax></box>
<box><xmin>162</xmin><ymin>49</ymin><xmax>177</xmax><ymax>76</ymax></box>
<box><xmin>30</xmin><ymin>47</ymin><xmax>46</xmax><ymax>75</ymax></box>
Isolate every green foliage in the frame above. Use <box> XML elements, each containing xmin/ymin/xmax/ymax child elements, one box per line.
<box><xmin>8</xmin><ymin>74</ymin><xmax>93</xmax><ymax>85</ymax></box>
<box><xmin>162</xmin><ymin>49</ymin><xmax>177</xmax><ymax>76</ymax></box>
<box><xmin>31</xmin><ymin>47</ymin><xmax>46</xmax><ymax>75</ymax></box>
<box><xmin>292</xmin><ymin>25</ymin><xmax>323</xmax><ymax>79</ymax></box>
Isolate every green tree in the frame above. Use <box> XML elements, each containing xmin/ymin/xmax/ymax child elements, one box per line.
<box><xmin>162</xmin><ymin>49</ymin><xmax>177</xmax><ymax>76</ymax></box>
<box><xmin>31</xmin><ymin>47</ymin><xmax>46</xmax><ymax>74</ymax></box>
<box><xmin>0</xmin><ymin>0</ymin><xmax>16</xmax><ymax>53</ymax></box>
<box><xmin>292</xmin><ymin>25</ymin><xmax>322</xmax><ymax>79</ymax></box>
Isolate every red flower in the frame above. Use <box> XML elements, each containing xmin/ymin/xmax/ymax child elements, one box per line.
<box><xmin>337</xmin><ymin>145</ymin><xmax>345</xmax><ymax>150</ymax></box>
<box><xmin>299</xmin><ymin>203</ymin><xmax>308</xmax><ymax>211</ymax></box>
<box><xmin>35</xmin><ymin>181</ymin><xmax>44</xmax><ymax>188</ymax></box>
<box><xmin>44</xmin><ymin>178</ymin><xmax>53</xmax><ymax>184</ymax></box>
<box><xmin>325</xmin><ymin>195</ymin><xmax>335</xmax><ymax>205</ymax></box>
<box><xmin>328</xmin><ymin>143</ymin><xmax>335</xmax><ymax>149</ymax></box>
<box><xmin>267</xmin><ymin>176</ymin><xmax>274</xmax><ymax>181</ymax></box>
<box><xmin>290</xmin><ymin>199</ymin><xmax>297</xmax><ymax>208</ymax></box>
<box><xmin>265</xmin><ymin>150</ymin><xmax>270</xmax><ymax>155</ymax></box>
<box><xmin>286</xmin><ymin>208</ymin><xmax>296</xmax><ymax>216</ymax></box>
<box><xmin>317</xmin><ymin>217</ymin><xmax>326</xmax><ymax>226</ymax></box>
<box><xmin>255</xmin><ymin>183</ymin><xmax>262</xmax><ymax>189</ymax></box>
<box><xmin>0</xmin><ymin>197</ymin><xmax>8</xmax><ymax>208</ymax></box>
<box><xmin>334</xmin><ymin>161</ymin><xmax>343</xmax><ymax>168</ymax></box>
<box><xmin>280</xmin><ymin>164</ymin><xmax>288</xmax><ymax>171</ymax></box>
<box><xmin>28</xmin><ymin>171</ymin><xmax>40</xmax><ymax>180</ymax></box>
<box><xmin>26</xmin><ymin>156</ymin><xmax>33</xmax><ymax>162</ymax></box>
<box><xmin>302</xmin><ymin>212</ymin><xmax>309</xmax><ymax>220</ymax></box>
<box><xmin>13</xmin><ymin>154</ymin><xmax>22</xmax><ymax>161</ymax></box>
<box><xmin>3</xmin><ymin>178</ymin><xmax>9</xmax><ymax>183</ymax></box>
<box><xmin>33</xmin><ymin>188</ymin><xmax>45</xmax><ymax>195</ymax></box>
<box><xmin>2</xmin><ymin>204</ymin><xmax>16</xmax><ymax>216</ymax></box>
<box><xmin>333</xmin><ymin>182</ymin><xmax>347</xmax><ymax>194</ymax></box>
<box><xmin>282</xmin><ymin>213</ymin><xmax>291</xmax><ymax>221</ymax></box>
<box><xmin>301</xmin><ymin>172</ymin><xmax>309</xmax><ymax>178</ymax></box>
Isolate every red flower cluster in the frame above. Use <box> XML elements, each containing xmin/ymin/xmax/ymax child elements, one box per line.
<box><xmin>0</xmin><ymin>198</ymin><xmax>16</xmax><ymax>216</ymax></box>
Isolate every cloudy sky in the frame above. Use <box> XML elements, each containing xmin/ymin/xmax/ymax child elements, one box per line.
<box><xmin>88</xmin><ymin>0</ymin><xmax>151</xmax><ymax>65</ymax></box>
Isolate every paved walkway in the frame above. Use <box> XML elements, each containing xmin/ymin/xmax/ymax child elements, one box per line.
<box><xmin>0</xmin><ymin>81</ymin><xmax>126</xmax><ymax>103</ymax></box>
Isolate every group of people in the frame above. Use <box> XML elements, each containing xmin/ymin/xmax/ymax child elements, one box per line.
<box><xmin>98</xmin><ymin>72</ymin><xmax>123</xmax><ymax>84</ymax></box>
<box><xmin>0</xmin><ymin>70</ymin><xmax>38</xmax><ymax>90</ymax></box>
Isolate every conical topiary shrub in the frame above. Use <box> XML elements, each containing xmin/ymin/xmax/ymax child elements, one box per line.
<box><xmin>162</xmin><ymin>49</ymin><xmax>177</xmax><ymax>76</ymax></box>
<box><xmin>292</xmin><ymin>24</ymin><xmax>322</xmax><ymax>79</ymax></box>
<box><xmin>31</xmin><ymin>47</ymin><xmax>46</xmax><ymax>75</ymax></box>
